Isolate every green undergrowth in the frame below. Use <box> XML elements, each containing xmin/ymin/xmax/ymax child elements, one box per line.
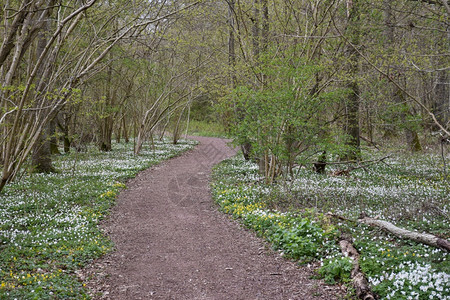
<box><xmin>187</xmin><ymin>120</ymin><xmax>228</xmax><ymax>138</ymax></box>
<box><xmin>211</xmin><ymin>151</ymin><xmax>449</xmax><ymax>300</ymax></box>
<box><xmin>0</xmin><ymin>139</ymin><xmax>196</xmax><ymax>299</ymax></box>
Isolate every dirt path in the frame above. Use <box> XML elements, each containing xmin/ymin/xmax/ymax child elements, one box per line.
<box><xmin>83</xmin><ymin>137</ymin><xmax>342</xmax><ymax>299</ymax></box>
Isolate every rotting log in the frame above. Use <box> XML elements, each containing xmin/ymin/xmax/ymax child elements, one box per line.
<box><xmin>359</xmin><ymin>217</ymin><xmax>450</xmax><ymax>252</ymax></box>
<box><xmin>339</xmin><ymin>240</ymin><xmax>376</xmax><ymax>300</ymax></box>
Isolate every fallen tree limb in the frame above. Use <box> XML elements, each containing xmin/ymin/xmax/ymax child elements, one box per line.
<box><xmin>339</xmin><ymin>240</ymin><xmax>376</xmax><ymax>300</ymax></box>
<box><xmin>325</xmin><ymin>212</ymin><xmax>357</xmax><ymax>223</ymax></box>
<box><xmin>359</xmin><ymin>216</ymin><xmax>450</xmax><ymax>252</ymax></box>
<box><xmin>330</xmin><ymin>155</ymin><xmax>391</xmax><ymax>176</ymax></box>
<box><xmin>359</xmin><ymin>135</ymin><xmax>380</xmax><ymax>150</ymax></box>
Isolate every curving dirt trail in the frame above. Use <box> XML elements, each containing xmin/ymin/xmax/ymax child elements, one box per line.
<box><xmin>83</xmin><ymin>136</ymin><xmax>342</xmax><ymax>299</ymax></box>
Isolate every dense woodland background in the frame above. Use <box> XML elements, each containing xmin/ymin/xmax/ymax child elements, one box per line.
<box><xmin>0</xmin><ymin>0</ymin><xmax>449</xmax><ymax>189</ymax></box>
<box><xmin>0</xmin><ymin>2</ymin><xmax>449</xmax><ymax>299</ymax></box>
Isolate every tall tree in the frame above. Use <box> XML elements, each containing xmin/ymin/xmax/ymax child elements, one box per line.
<box><xmin>31</xmin><ymin>7</ymin><xmax>56</xmax><ymax>173</ymax></box>
<box><xmin>343</xmin><ymin>0</ymin><xmax>361</xmax><ymax>160</ymax></box>
<box><xmin>383</xmin><ymin>0</ymin><xmax>422</xmax><ymax>152</ymax></box>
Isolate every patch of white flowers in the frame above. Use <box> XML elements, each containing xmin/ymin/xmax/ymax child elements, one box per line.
<box><xmin>0</xmin><ymin>139</ymin><xmax>195</xmax><ymax>251</ymax></box>
<box><xmin>369</xmin><ymin>262</ymin><xmax>449</xmax><ymax>300</ymax></box>
<box><xmin>213</xmin><ymin>151</ymin><xmax>449</xmax><ymax>300</ymax></box>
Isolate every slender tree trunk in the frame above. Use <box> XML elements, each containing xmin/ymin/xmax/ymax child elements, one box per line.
<box><xmin>31</xmin><ymin>13</ymin><xmax>56</xmax><ymax>173</ymax></box>
<box><xmin>64</xmin><ymin>135</ymin><xmax>71</xmax><ymax>153</ymax></box>
<box><xmin>235</xmin><ymin>0</ymin><xmax>257</xmax><ymax>161</ymax></box>
<box><xmin>99</xmin><ymin>55</ymin><xmax>114</xmax><ymax>151</ymax></box>
<box><xmin>344</xmin><ymin>0</ymin><xmax>361</xmax><ymax>160</ymax></box>
<box><xmin>384</xmin><ymin>1</ymin><xmax>422</xmax><ymax>152</ymax></box>
<box><xmin>99</xmin><ymin>118</ymin><xmax>113</xmax><ymax>151</ymax></box>
<box><xmin>258</xmin><ymin>0</ymin><xmax>270</xmax><ymax>176</ymax></box>
<box><xmin>433</xmin><ymin>12</ymin><xmax>449</xmax><ymax>130</ymax></box>
<box><xmin>228</xmin><ymin>0</ymin><xmax>236</xmax><ymax>88</ymax></box>
<box><xmin>49</xmin><ymin>119</ymin><xmax>60</xmax><ymax>155</ymax></box>
<box><xmin>116</xmin><ymin>116</ymin><xmax>122</xmax><ymax>144</ymax></box>
<box><xmin>434</xmin><ymin>70</ymin><xmax>449</xmax><ymax>129</ymax></box>
<box><xmin>58</xmin><ymin>113</ymin><xmax>72</xmax><ymax>153</ymax></box>
<box><xmin>123</xmin><ymin>116</ymin><xmax>129</xmax><ymax>143</ymax></box>
<box><xmin>32</xmin><ymin>124</ymin><xmax>56</xmax><ymax>173</ymax></box>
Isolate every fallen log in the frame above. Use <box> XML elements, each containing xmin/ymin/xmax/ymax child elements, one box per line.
<box><xmin>325</xmin><ymin>212</ymin><xmax>356</xmax><ymax>223</ymax></box>
<box><xmin>330</xmin><ymin>155</ymin><xmax>391</xmax><ymax>176</ymax></box>
<box><xmin>359</xmin><ymin>216</ymin><xmax>450</xmax><ymax>252</ymax></box>
<box><xmin>339</xmin><ymin>240</ymin><xmax>376</xmax><ymax>300</ymax></box>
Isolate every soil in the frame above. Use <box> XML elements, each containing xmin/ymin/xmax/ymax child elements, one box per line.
<box><xmin>82</xmin><ymin>136</ymin><xmax>344</xmax><ymax>299</ymax></box>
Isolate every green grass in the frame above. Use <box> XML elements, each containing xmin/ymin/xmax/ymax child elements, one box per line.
<box><xmin>0</xmin><ymin>139</ymin><xmax>196</xmax><ymax>299</ymax></box>
<box><xmin>186</xmin><ymin>120</ymin><xmax>228</xmax><ymax>138</ymax></box>
<box><xmin>211</xmin><ymin>150</ymin><xmax>449</xmax><ymax>300</ymax></box>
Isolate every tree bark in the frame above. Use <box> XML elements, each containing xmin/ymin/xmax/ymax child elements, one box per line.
<box><xmin>31</xmin><ymin>123</ymin><xmax>56</xmax><ymax>173</ymax></box>
<box><xmin>49</xmin><ymin>119</ymin><xmax>61</xmax><ymax>155</ymax></box>
<box><xmin>339</xmin><ymin>239</ymin><xmax>376</xmax><ymax>300</ymax></box>
<box><xmin>383</xmin><ymin>1</ymin><xmax>422</xmax><ymax>153</ymax></box>
<box><xmin>0</xmin><ymin>0</ymin><xmax>31</xmax><ymax>67</ymax></box>
<box><xmin>433</xmin><ymin>4</ymin><xmax>449</xmax><ymax>130</ymax></box>
<box><xmin>344</xmin><ymin>0</ymin><xmax>361</xmax><ymax>160</ymax></box>
<box><xmin>31</xmin><ymin>8</ymin><xmax>56</xmax><ymax>173</ymax></box>
<box><xmin>99</xmin><ymin>53</ymin><xmax>114</xmax><ymax>152</ymax></box>
<box><xmin>123</xmin><ymin>116</ymin><xmax>129</xmax><ymax>143</ymax></box>
<box><xmin>434</xmin><ymin>70</ymin><xmax>449</xmax><ymax>129</ymax></box>
<box><xmin>228</xmin><ymin>0</ymin><xmax>237</xmax><ymax>88</ymax></box>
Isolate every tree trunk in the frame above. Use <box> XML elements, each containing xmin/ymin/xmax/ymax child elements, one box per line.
<box><xmin>434</xmin><ymin>66</ymin><xmax>449</xmax><ymax>130</ymax></box>
<box><xmin>344</xmin><ymin>0</ymin><xmax>361</xmax><ymax>160</ymax></box>
<box><xmin>433</xmin><ymin>2</ymin><xmax>450</xmax><ymax>130</ymax></box>
<box><xmin>384</xmin><ymin>1</ymin><xmax>422</xmax><ymax>152</ymax></box>
<box><xmin>99</xmin><ymin>54</ymin><xmax>114</xmax><ymax>152</ymax></box>
<box><xmin>123</xmin><ymin>116</ymin><xmax>129</xmax><ymax>143</ymax></box>
<box><xmin>64</xmin><ymin>135</ymin><xmax>71</xmax><ymax>153</ymax></box>
<box><xmin>252</xmin><ymin>0</ymin><xmax>260</xmax><ymax>64</ymax></box>
<box><xmin>99</xmin><ymin>117</ymin><xmax>113</xmax><ymax>151</ymax></box>
<box><xmin>31</xmin><ymin>11</ymin><xmax>56</xmax><ymax>173</ymax></box>
<box><xmin>31</xmin><ymin>124</ymin><xmax>56</xmax><ymax>173</ymax></box>
<box><xmin>228</xmin><ymin>0</ymin><xmax>237</xmax><ymax>88</ymax></box>
<box><xmin>58</xmin><ymin>114</ymin><xmax>71</xmax><ymax>153</ymax></box>
<box><xmin>49</xmin><ymin>119</ymin><xmax>60</xmax><ymax>155</ymax></box>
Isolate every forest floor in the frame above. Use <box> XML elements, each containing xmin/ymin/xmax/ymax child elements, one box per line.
<box><xmin>82</xmin><ymin>136</ymin><xmax>343</xmax><ymax>300</ymax></box>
